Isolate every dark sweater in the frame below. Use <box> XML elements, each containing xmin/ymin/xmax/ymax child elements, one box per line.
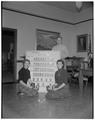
<box><xmin>18</xmin><ymin>67</ymin><xmax>31</xmax><ymax>84</ymax></box>
<box><xmin>55</xmin><ymin>68</ymin><xmax>68</xmax><ymax>86</ymax></box>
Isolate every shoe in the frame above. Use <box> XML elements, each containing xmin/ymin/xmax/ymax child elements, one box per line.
<box><xmin>20</xmin><ymin>92</ymin><xmax>24</xmax><ymax>95</ymax></box>
<box><xmin>17</xmin><ymin>92</ymin><xmax>24</xmax><ymax>96</ymax></box>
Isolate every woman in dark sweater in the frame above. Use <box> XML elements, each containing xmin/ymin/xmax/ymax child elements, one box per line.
<box><xmin>18</xmin><ymin>59</ymin><xmax>38</xmax><ymax>96</ymax></box>
<box><xmin>46</xmin><ymin>59</ymin><xmax>71</xmax><ymax>99</ymax></box>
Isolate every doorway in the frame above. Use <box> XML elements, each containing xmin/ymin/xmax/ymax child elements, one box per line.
<box><xmin>2</xmin><ymin>28</ymin><xmax>17</xmax><ymax>83</ymax></box>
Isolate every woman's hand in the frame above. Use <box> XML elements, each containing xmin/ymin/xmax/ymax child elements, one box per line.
<box><xmin>27</xmin><ymin>79</ymin><xmax>32</xmax><ymax>86</ymax></box>
<box><xmin>29</xmin><ymin>86</ymin><xmax>33</xmax><ymax>89</ymax></box>
<box><xmin>48</xmin><ymin>86</ymin><xmax>52</xmax><ymax>90</ymax></box>
<box><xmin>53</xmin><ymin>87</ymin><xmax>58</xmax><ymax>91</ymax></box>
<box><xmin>47</xmin><ymin>85</ymin><xmax>53</xmax><ymax>91</ymax></box>
<box><xmin>53</xmin><ymin>83</ymin><xmax>66</xmax><ymax>91</ymax></box>
<box><xmin>53</xmin><ymin>83</ymin><xmax>58</xmax><ymax>87</ymax></box>
<box><xmin>52</xmin><ymin>83</ymin><xmax>58</xmax><ymax>90</ymax></box>
<box><xmin>34</xmin><ymin>84</ymin><xmax>39</xmax><ymax>90</ymax></box>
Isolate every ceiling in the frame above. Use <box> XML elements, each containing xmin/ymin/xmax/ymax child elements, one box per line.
<box><xmin>42</xmin><ymin>2</ymin><xmax>93</xmax><ymax>13</ymax></box>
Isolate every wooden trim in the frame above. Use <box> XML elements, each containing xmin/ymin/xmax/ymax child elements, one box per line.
<box><xmin>37</xmin><ymin>28</ymin><xmax>60</xmax><ymax>34</ymax></box>
<box><xmin>2</xmin><ymin>27</ymin><xmax>17</xmax><ymax>82</ymax></box>
<box><xmin>2</xmin><ymin>7</ymin><xmax>93</xmax><ymax>25</ymax></box>
<box><xmin>74</xmin><ymin>19</ymin><xmax>93</xmax><ymax>25</ymax></box>
<box><xmin>92</xmin><ymin>18</ymin><xmax>94</xmax><ymax>52</ymax></box>
<box><xmin>2</xmin><ymin>81</ymin><xmax>18</xmax><ymax>84</ymax></box>
<box><xmin>14</xmin><ymin>29</ymin><xmax>17</xmax><ymax>81</ymax></box>
<box><xmin>2</xmin><ymin>7</ymin><xmax>74</xmax><ymax>25</ymax></box>
<box><xmin>16</xmin><ymin>60</ymin><xmax>23</xmax><ymax>63</ymax></box>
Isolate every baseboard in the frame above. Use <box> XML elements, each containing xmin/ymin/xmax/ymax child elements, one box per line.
<box><xmin>2</xmin><ymin>81</ymin><xmax>18</xmax><ymax>84</ymax></box>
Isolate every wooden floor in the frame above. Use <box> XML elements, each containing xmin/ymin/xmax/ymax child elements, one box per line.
<box><xmin>2</xmin><ymin>82</ymin><xmax>93</xmax><ymax>119</ymax></box>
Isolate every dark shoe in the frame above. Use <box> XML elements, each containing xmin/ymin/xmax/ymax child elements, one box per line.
<box><xmin>17</xmin><ymin>92</ymin><xmax>24</xmax><ymax>96</ymax></box>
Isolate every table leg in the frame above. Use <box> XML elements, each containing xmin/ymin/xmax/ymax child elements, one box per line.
<box><xmin>79</xmin><ymin>69</ymin><xmax>83</xmax><ymax>93</ymax></box>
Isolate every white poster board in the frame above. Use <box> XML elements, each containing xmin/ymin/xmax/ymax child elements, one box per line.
<box><xmin>26</xmin><ymin>51</ymin><xmax>61</xmax><ymax>93</ymax></box>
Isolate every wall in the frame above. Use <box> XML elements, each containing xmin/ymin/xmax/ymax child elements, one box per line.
<box><xmin>2</xmin><ymin>2</ymin><xmax>93</xmax><ymax>79</ymax></box>
<box><xmin>74</xmin><ymin>7</ymin><xmax>93</xmax><ymax>23</ymax></box>
<box><xmin>74</xmin><ymin>21</ymin><xmax>93</xmax><ymax>58</ymax></box>
<box><xmin>2</xmin><ymin>9</ymin><xmax>74</xmax><ymax>79</ymax></box>
<box><xmin>2</xmin><ymin>2</ymin><xmax>74</xmax><ymax>23</ymax></box>
<box><xmin>73</xmin><ymin>7</ymin><xmax>93</xmax><ymax>57</ymax></box>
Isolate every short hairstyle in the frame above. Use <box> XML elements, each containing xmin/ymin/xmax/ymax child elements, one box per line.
<box><xmin>56</xmin><ymin>59</ymin><xmax>64</xmax><ymax>67</ymax></box>
<box><xmin>23</xmin><ymin>59</ymin><xmax>30</xmax><ymax>64</ymax></box>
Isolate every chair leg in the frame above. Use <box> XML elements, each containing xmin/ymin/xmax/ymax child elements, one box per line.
<box><xmin>83</xmin><ymin>80</ymin><xmax>88</xmax><ymax>88</ymax></box>
<box><xmin>85</xmin><ymin>81</ymin><xmax>88</xmax><ymax>87</ymax></box>
<box><xmin>83</xmin><ymin>77</ymin><xmax>88</xmax><ymax>88</ymax></box>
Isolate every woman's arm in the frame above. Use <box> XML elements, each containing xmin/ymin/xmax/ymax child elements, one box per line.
<box><xmin>20</xmin><ymin>80</ymin><xmax>33</xmax><ymax>88</ymax></box>
<box><xmin>20</xmin><ymin>80</ymin><xmax>29</xmax><ymax>87</ymax></box>
<box><xmin>53</xmin><ymin>83</ymin><xmax>66</xmax><ymax>91</ymax></box>
<box><xmin>27</xmin><ymin>79</ymin><xmax>32</xmax><ymax>87</ymax></box>
<box><xmin>52</xmin><ymin>83</ymin><xmax>58</xmax><ymax>89</ymax></box>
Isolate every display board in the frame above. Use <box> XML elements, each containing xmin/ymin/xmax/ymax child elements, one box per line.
<box><xmin>26</xmin><ymin>51</ymin><xmax>61</xmax><ymax>92</ymax></box>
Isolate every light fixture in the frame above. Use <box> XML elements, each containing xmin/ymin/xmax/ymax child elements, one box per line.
<box><xmin>75</xmin><ymin>2</ymin><xmax>83</xmax><ymax>12</ymax></box>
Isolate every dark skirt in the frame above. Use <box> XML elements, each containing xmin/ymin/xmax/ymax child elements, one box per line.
<box><xmin>46</xmin><ymin>84</ymin><xmax>71</xmax><ymax>100</ymax></box>
<box><xmin>17</xmin><ymin>83</ymin><xmax>38</xmax><ymax>97</ymax></box>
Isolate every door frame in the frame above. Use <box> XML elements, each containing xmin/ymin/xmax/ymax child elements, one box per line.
<box><xmin>2</xmin><ymin>27</ymin><xmax>17</xmax><ymax>82</ymax></box>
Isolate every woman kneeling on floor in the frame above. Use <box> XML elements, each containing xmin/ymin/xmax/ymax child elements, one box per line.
<box><xmin>17</xmin><ymin>59</ymin><xmax>39</xmax><ymax>96</ymax></box>
<box><xmin>46</xmin><ymin>59</ymin><xmax>71</xmax><ymax>100</ymax></box>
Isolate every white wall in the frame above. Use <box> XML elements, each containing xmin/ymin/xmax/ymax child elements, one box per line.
<box><xmin>74</xmin><ymin>7</ymin><xmax>93</xmax><ymax>23</ymax></box>
<box><xmin>3</xmin><ymin>2</ymin><xmax>74</xmax><ymax>23</ymax></box>
<box><xmin>2</xmin><ymin>2</ymin><xmax>93</xmax><ymax>79</ymax></box>
<box><xmin>2</xmin><ymin>9</ymin><xmax>74</xmax><ymax>79</ymax></box>
<box><xmin>74</xmin><ymin>20</ymin><xmax>93</xmax><ymax>57</ymax></box>
<box><xmin>72</xmin><ymin>7</ymin><xmax>93</xmax><ymax>58</ymax></box>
